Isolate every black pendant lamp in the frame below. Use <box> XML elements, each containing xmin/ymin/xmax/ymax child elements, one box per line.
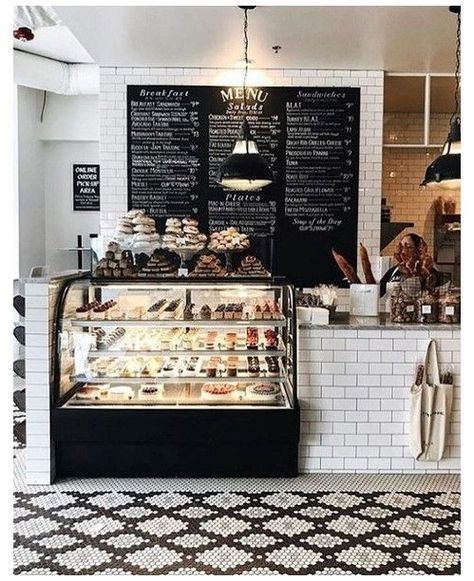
<box><xmin>216</xmin><ymin>6</ymin><xmax>274</xmax><ymax>191</ymax></box>
<box><xmin>422</xmin><ymin>6</ymin><xmax>461</xmax><ymax>190</ymax></box>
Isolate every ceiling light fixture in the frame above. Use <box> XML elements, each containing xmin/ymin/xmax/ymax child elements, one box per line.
<box><xmin>422</xmin><ymin>6</ymin><xmax>461</xmax><ymax>190</ymax></box>
<box><xmin>216</xmin><ymin>6</ymin><xmax>274</xmax><ymax>191</ymax></box>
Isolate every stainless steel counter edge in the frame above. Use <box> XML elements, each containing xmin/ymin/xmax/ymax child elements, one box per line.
<box><xmin>298</xmin><ymin>312</ymin><xmax>460</xmax><ymax>331</ymax></box>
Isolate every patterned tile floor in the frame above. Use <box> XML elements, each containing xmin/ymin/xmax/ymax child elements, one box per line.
<box><xmin>13</xmin><ymin>377</ymin><xmax>461</xmax><ymax>575</ymax></box>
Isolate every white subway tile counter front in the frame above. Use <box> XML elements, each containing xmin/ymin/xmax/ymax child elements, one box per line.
<box><xmin>298</xmin><ymin>316</ymin><xmax>460</xmax><ymax>474</ymax></box>
<box><xmin>23</xmin><ymin>274</ymin><xmax>460</xmax><ymax>483</ymax></box>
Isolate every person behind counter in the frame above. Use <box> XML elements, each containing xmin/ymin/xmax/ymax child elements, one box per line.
<box><xmin>380</xmin><ymin>233</ymin><xmax>449</xmax><ymax>296</ymax></box>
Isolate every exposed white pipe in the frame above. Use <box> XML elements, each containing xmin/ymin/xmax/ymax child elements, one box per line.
<box><xmin>14</xmin><ymin>50</ymin><xmax>99</xmax><ymax>95</ymax></box>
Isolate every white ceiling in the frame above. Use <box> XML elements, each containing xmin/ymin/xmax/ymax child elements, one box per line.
<box><xmin>13</xmin><ymin>24</ymin><xmax>94</xmax><ymax>64</ymax></box>
<box><xmin>52</xmin><ymin>5</ymin><xmax>457</xmax><ymax>73</ymax></box>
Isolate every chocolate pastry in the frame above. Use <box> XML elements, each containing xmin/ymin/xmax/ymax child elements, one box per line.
<box><xmin>189</xmin><ymin>254</ymin><xmax>227</xmax><ymax>278</ymax></box>
<box><xmin>233</xmin><ymin>255</ymin><xmax>270</xmax><ymax>277</ymax></box>
<box><xmin>265</xmin><ymin>356</ymin><xmax>280</xmax><ymax>376</ymax></box>
<box><xmin>138</xmin><ymin>251</ymin><xmax>177</xmax><ymax>278</ymax></box>
<box><xmin>247</xmin><ymin>356</ymin><xmax>260</xmax><ymax>377</ymax></box>
<box><xmin>183</xmin><ymin>303</ymin><xmax>195</xmax><ymax>320</ymax></box>
<box><xmin>147</xmin><ymin>299</ymin><xmax>167</xmax><ymax>314</ymax></box>
<box><xmin>200</xmin><ymin>304</ymin><xmax>212</xmax><ymax>320</ymax></box>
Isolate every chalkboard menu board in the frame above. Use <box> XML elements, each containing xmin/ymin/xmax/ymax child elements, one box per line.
<box><xmin>127</xmin><ymin>85</ymin><xmax>359</xmax><ymax>286</ymax></box>
<box><xmin>73</xmin><ymin>164</ymin><xmax>100</xmax><ymax>211</ymax></box>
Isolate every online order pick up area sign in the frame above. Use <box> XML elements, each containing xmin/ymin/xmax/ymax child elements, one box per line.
<box><xmin>73</xmin><ymin>164</ymin><xmax>100</xmax><ymax>211</ymax></box>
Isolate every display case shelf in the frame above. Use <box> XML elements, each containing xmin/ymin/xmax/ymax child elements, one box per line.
<box><xmin>71</xmin><ymin>374</ymin><xmax>288</xmax><ymax>384</ymax></box>
<box><xmin>87</xmin><ymin>348</ymin><xmax>287</xmax><ymax>357</ymax></box>
<box><xmin>68</xmin><ymin>318</ymin><xmax>287</xmax><ymax>328</ymax></box>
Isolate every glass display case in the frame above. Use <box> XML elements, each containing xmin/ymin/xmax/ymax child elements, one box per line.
<box><xmin>52</xmin><ymin>276</ymin><xmax>299</xmax><ymax>477</ymax></box>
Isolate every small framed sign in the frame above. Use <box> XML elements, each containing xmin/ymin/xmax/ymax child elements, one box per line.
<box><xmin>73</xmin><ymin>164</ymin><xmax>100</xmax><ymax>211</ymax></box>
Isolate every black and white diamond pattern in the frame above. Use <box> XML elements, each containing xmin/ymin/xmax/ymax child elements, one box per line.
<box><xmin>14</xmin><ymin>488</ymin><xmax>460</xmax><ymax>574</ymax></box>
<box><xmin>11</xmin><ymin>374</ymin><xmax>460</xmax><ymax>574</ymax></box>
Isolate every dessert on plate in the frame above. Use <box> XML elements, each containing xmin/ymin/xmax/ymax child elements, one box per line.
<box><xmin>246</xmin><ymin>383</ymin><xmax>281</xmax><ymax>401</ymax></box>
<box><xmin>201</xmin><ymin>383</ymin><xmax>235</xmax><ymax>401</ymax></box>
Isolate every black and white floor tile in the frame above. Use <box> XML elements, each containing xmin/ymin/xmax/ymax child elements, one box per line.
<box><xmin>13</xmin><ymin>376</ymin><xmax>461</xmax><ymax>575</ymax></box>
<box><xmin>14</xmin><ymin>488</ymin><xmax>460</xmax><ymax>574</ymax></box>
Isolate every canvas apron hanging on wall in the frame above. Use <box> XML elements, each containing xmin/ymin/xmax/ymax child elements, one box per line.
<box><xmin>409</xmin><ymin>339</ymin><xmax>453</xmax><ymax>461</ymax></box>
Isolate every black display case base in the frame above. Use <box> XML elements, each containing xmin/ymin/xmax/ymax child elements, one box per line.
<box><xmin>52</xmin><ymin>407</ymin><xmax>300</xmax><ymax>479</ymax></box>
<box><xmin>56</xmin><ymin>442</ymin><xmax>298</xmax><ymax>478</ymax></box>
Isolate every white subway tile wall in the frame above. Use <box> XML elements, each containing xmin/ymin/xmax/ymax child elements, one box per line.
<box><xmin>25</xmin><ymin>281</ymin><xmax>60</xmax><ymax>485</ymax></box>
<box><xmin>298</xmin><ymin>327</ymin><xmax>460</xmax><ymax>473</ymax></box>
<box><xmin>382</xmin><ymin>113</ymin><xmax>460</xmax><ymax>256</ymax></box>
<box><xmin>99</xmin><ymin>67</ymin><xmax>384</xmax><ymax>278</ymax></box>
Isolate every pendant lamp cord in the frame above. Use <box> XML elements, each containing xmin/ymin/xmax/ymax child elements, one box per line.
<box><xmin>451</xmin><ymin>10</ymin><xmax>461</xmax><ymax>124</ymax></box>
<box><xmin>243</xmin><ymin>7</ymin><xmax>249</xmax><ymax>111</ymax></box>
<box><xmin>242</xmin><ymin>6</ymin><xmax>249</xmax><ymax>153</ymax></box>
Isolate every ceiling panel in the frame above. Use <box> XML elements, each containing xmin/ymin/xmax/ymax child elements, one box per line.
<box><xmin>52</xmin><ymin>5</ymin><xmax>458</xmax><ymax>73</ymax></box>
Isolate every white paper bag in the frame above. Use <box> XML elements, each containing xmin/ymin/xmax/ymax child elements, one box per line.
<box><xmin>409</xmin><ymin>340</ymin><xmax>453</xmax><ymax>462</ymax></box>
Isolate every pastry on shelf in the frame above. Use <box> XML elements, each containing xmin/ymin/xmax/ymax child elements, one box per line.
<box><xmin>189</xmin><ymin>254</ymin><xmax>227</xmax><ymax>278</ymax></box>
<box><xmin>96</xmin><ymin>327</ymin><xmax>126</xmax><ymax>351</ymax></box>
<box><xmin>268</xmin><ymin>300</ymin><xmax>282</xmax><ymax>320</ymax></box>
<box><xmin>183</xmin><ymin>303</ymin><xmax>195</xmax><ymax>321</ymax></box>
<box><xmin>233</xmin><ymin>255</ymin><xmax>270</xmax><ymax>278</ymax></box>
<box><xmin>199</xmin><ymin>304</ymin><xmax>212</xmax><ymax>320</ymax></box>
<box><xmin>96</xmin><ymin>239</ymin><xmax>138</xmax><ymax>278</ymax></box>
<box><xmin>90</xmin><ymin>300</ymin><xmax>118</xmax><ymax>320</ymax></box>
<box><xmin>252</xmin><ymin>304</ymin><xmax>263</xmax><ymax>320</ymax></box>
<box><xmin>162</xmin><ymin>217</ymin><xmax>207</xmax><ymax>252</ymax></box>
<box><xmin>146</xmin><ymin>299</ymin><xmax>168</xmax><ymax>319</ymax></box>
<box><xmin>265</xmin><ymin>356</ymin><xmax>280</xmax><ymax>376</ymax></box>
<box><xmin>161</xmin><ymin>357</ymin><xmax>179</xmax><ymax>376</ymax></box>
<box><xmin>109</xmin><ymin>385</ymin><xmax>134</xmax><ymax>401</ymax></box>
<box><xmin>138</xmin><ymin>384</ymin><xmax>163</xmax><ymax>400</ymax></box>
<box><xmin>131</xmin><ymin>212</ymin><xmax>160</xmax><ymax>256</ymax></box>
<box><xmin>138</xmin><ymin>250</ymin><xmax>177</xmax><ymax>278</ymax></box>
<box><xmin>205</xmin><ymin>331</ymin><xmax>218</xmax><ymax>350</ymax></box>
<box><xmin>247</xmin><ymin>356</ymin><xmax>260</xmax><ymax>377</ymax></box>
<box><xmin>147</xmin><ymin>357</ymin><xmax>164</xmax><ymax>376</ymax></box>
<box><xmin>225</xmin><ymin>332</ymin><xmax>237</xmax><ymax>350</ymax></box>
<box><xmin>246</xmin><ymin>327</ymin><xmax>259</xmax><ymax>349</ymax></box>
<box><xmin>264</xmin><ymin>329</ymin><xmax>279</xmax><ymax>350</ymax></box>
<box><xmin>246</xmin><ymin>383</ymin><xmax>281</xmax><ymax>401</ymax></box>
<box><xmin>112</xmin><ymin>210</ymin><xmax>140</xmax><ymax>246</ymax></box>
<box><xmin>262</xmin><ymin>303</ymin><xmax>273</xmax><ymax>320</ymax></box>
<box><xmin>211</xmin><ymin>304</ymin><xmax>226</xmax><ymax>320</ymax></box>
<box><xmin>183</xmin><ymin>356</ymin><xmax>201</xmax><ymax>375</ymax></box>
<box><xmin>208</xmin><ymin>227</ymin><xmax>250</xmax><ymax>252</ymax></box>
<box><xmin>76</xmin><ymin>384</ymin><xmax>109</xmax><ymax>400</ymax></box>
<box><xmin>159</xmin><ymin>299</ymin><xmax>183</xmax><ymax>320</ymax></box>
<box><xmin>205</xmin><ymin>355</ymin><xmax>222</xmax><ymax>378</ymax></box>
<box><xmin>75</xmin><ymin>300</ymin><xmax>100</xmax><ymax>319</ymax></box>
<box><xmin>201</xmin><ymin>383</ymin><xmax>235</xmax><ymax>401</ymax></box>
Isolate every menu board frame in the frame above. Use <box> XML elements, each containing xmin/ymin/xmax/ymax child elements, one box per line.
<box><xmin>127</xmin><ymin>85</ymin><xmax>360</xmax><ymax>286</ymax></box>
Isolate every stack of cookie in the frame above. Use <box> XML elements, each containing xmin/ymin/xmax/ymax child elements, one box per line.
<box><xmin>189</xmin><ymin>254</ymin><xmax>227</xmax><ymax>278</ymax></box>
<box><xmin>137</xmin><ymin>250</ymin><xmax>177</xmax><ymax>278</ymax></box>
<box><xmin>131</xmin><ymin>211</ymin><xmax>160</xmax><ymax>255</ymax></box>
<box><xmin>233</xmin><ymin>255</ymin><xmax>270</xmax><ymax>277</ymax></box>
<box><xmin>162</xmin><ymin>217</ymin><xmax>207</xmax><ymax>251</ymax></box>
<box><xmin>208</xmin><ymin>227</ymin><xmax>250</xmax><ymax>252</ymax></box>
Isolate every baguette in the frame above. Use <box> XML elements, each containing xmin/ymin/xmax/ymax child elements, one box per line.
<box><xmin>332</xmin><ymin>249</ymin><xmax>361</xmax><ymax>284</ymax></box>
<box><xmin>359</xmin><ymin>243</ymin><xmax>376</xmax><ymax>284</ymax></box>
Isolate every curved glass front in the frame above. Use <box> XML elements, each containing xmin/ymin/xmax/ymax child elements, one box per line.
<box><xmin>56</xmin><ymin>279</ymin><xmax>296</xmax><ymax>409</ymax></box>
